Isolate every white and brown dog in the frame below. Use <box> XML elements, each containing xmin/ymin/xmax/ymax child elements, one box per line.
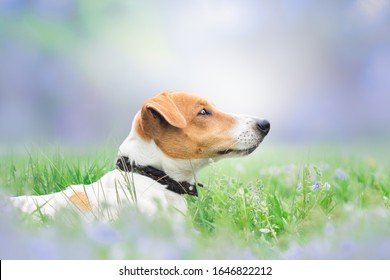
<box><xmin>11</xmin><ymin>91</ymin><xmax>270</xmax><ymax>220</ymax></box>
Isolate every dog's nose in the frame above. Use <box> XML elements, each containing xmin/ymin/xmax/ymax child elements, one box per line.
<box><xmin>257</xmin><ymin>119</ymin><xmax>270</xmax><ymax>136</ymax></box>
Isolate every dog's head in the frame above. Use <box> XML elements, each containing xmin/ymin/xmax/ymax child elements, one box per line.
<box><xmin>134</xmin><ymin>91</ymin><xmax>270</xmax><ymax>160</ymax></box>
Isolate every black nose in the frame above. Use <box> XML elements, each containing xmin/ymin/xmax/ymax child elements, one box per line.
<box><xmin>257</xmin><ymin>119</ymin><xmax>270</xmax><ymax>135</ymax></box>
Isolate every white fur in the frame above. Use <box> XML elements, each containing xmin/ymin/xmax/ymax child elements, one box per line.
<box><xmin>231</xmin><ymin>114</ymin><xmax>265</xmax><ymax>152</ymax></box>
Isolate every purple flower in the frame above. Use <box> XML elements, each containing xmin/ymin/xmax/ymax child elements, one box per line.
<box><xmin>311</xmin><ymin>181</ymin><xmax>320</xmax><ymax>191</ymax></box>
<box><xmin>335</xmin><ymin>168</ymin><xmax>347</xmax><ymax>180</ymax></box>
<box><xmin>86</xmin><ymin>223</ymin><xmax>120</xmax><ymax>245</ymax></box>
<box><xmin>324</xmin><ymin>222</ymin><xmax>335</xmax><ymax>236</ymax></box>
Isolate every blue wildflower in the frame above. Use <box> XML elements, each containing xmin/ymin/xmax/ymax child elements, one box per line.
<box><xmin>86</xmin><ymin>223</ymin><xmax>120</xmax><ymax>245</ymax></box>
<box><xmin>335</xmin><ymin>168</ymin><xmax>347</xmax><ymax>180</ymax></box>
<box><xmin>324</xmin><ymin>222</ymin><xmax>335</xmax><ymax>236</ymax></box>
<box><xmin>296</xmin><ymin>182</ymin><xmax>302</xmax><ymax>191</ymax></box>
<box><xmin>311</xmin><ymin>181</ymin><xmax>320</xmax><ymax>191</ymax></box>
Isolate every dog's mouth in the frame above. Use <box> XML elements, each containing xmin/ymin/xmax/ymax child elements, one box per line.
<box><xmin>216</xmin><ymin>145</ymin><xmax>258</xmax><ymax>156</ymax></box>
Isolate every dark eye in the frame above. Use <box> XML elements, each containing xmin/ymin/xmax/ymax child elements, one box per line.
<box><xmin>198</xmin><ymin>108</ymin><xmax>211</xmax><ymax>116</ymax></box>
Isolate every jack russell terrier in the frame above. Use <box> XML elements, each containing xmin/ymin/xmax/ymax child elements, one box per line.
<box><xmin>11</xmin><ymin>91</ymin><xmax>270</xmax><ymax>220</ymax></box>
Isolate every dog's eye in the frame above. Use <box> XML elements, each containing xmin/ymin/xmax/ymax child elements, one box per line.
<box><xmin>198</xmin><ymin>108</ymin><xmax>211</xmax><ymax>116</ymax></box>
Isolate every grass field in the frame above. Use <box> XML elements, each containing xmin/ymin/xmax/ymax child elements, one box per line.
<box><xmin>0</xmin><ymin>143</ymin><xmax>389</xmax><ymax>259</ymax></box>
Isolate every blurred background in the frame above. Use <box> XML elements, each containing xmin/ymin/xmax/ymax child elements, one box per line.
<box><xmin>0</xmin><ymin>0</ymin><xmax>389</xmax><ymax>151</ymax></box>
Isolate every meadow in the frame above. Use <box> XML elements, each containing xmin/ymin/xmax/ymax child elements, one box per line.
<box><xmin>0</xmin><ymin>143</ymin><xmax>389</xmax><ymax>259</ymax></box>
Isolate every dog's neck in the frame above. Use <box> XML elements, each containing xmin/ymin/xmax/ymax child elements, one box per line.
<box><xmin>115</xmin><ymin>156</ymin><xmax>203</xmax><ymax>196</ymax></box>
<box><xmin>118</xmin><ymin>119</ymin><xmax>209</xmax><ymax>183</ymax></box>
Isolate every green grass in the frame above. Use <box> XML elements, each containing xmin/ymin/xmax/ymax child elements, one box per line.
<box><xmin>1</xmin><ymin>148</ymin><xmax>115</xmax><ymax>195</ymax></box>
<box><xmin>1</xmin><ymin>143</ymin><xmax>389</xmax><ymax>259</ymax></box>
<box><xmin>191</xmin><ymin>144</ymin><xmax>390</xmax><ymax>255</ymax></box>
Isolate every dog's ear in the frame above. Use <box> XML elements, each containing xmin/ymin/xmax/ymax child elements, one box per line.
<box><xmin>143</xmin><ymin>93</ymin><xmax>187</xmax><ymax>128</ymax></box>
<box><xmin>139</xmin><ymin>92</ymin><xmax>187</xmax><ymax>138</ymax></box>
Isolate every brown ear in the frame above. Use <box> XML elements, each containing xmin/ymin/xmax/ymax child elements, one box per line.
<box><xmin>142</xmin><ymin>92</ymin><xmax>187</xmax><ymax>129</ymax></box>
<box><xmin>138</xmin><ymin>93</ymin><xmax>187</xmax><ymax>139</ymax></box>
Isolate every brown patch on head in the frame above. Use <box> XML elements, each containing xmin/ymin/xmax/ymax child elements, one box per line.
<box><xmin>135</xmin><ymin>91</ymin><xmax>236</xmax><ymax>159</ymax></box>
<box><xmin>69</xmin><ymin>192</ymin><xmax>92</xmax><ymax>211</ymax></box>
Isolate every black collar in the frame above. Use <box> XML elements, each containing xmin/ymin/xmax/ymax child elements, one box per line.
<box><xmin>116</xmin><ymin>156</ymin><xmax>203</xmax><ymax>196</ymax></box>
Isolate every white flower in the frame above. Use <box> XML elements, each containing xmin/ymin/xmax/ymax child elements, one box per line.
<box><xmin>260</xmin><ymin>228</ymin><xmax>271</xmax><ymax>233</ymax></box>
